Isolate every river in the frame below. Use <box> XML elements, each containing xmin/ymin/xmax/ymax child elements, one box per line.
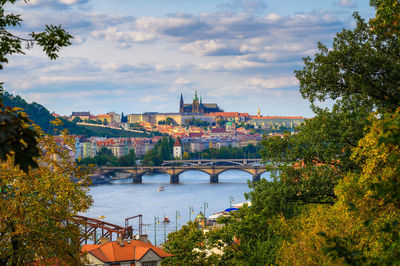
<box><xmin>82</xmin><ymin>170</ymin><xmax>270</xmax><ymax>244</ymax></box>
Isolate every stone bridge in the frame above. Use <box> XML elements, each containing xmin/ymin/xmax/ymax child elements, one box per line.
<box><xmin>161</xmin><ymin>159</ymin><xmax>262</xmax><ymax>166</ymax></box>
<box><xmin>97</xmin><ymin>164</ymin><xmax>267</xmax><ymax>184</ymax></box>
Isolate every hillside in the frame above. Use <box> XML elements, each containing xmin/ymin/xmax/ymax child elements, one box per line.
<box><xmin>1</xmin><ymin>92</ymin><xmax>152</xmax><ymax>137</ymax></box>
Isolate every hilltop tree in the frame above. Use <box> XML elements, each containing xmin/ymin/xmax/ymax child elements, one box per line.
<box><xmin>295</xmin><ymin>1</ymin><xmax>400</xmax><ymax>112</ymax></box>
<box><xmin>0</xmin><ymin>0</ymin><xmax>73</xmax><ymax>172</ymax></box>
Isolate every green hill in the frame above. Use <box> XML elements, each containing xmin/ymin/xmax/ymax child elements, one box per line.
<box><xmin>1</xmin><ymin>92</ymin><xmax>152</xmax><ymax>137</ymax></box>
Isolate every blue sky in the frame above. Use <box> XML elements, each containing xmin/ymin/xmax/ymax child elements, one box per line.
<box><xmin>2</xmin><ymin>0</ymin><xmax>374</xmax><ymax>117</ymax></box>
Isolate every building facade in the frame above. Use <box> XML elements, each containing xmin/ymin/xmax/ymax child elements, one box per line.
<box><xmin>179</xmin><ymin>92</ymin><xmax>222</xmax><ymax>114</ymax></box>
<box><xmin>173</xmin><ymin>139</ymin><xmax>182</xmax><ymax>159</ymax></box>
<box><xmin>248</xmin><ymin>116</ymin><xmax>305</xmax><ymax>130</ymax></box>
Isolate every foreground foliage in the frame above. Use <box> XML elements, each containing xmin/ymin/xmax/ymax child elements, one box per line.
<box><xmin>0</xmin><ymin>125</ymin><xmax>92</xmax><ymax>265</ymax></box>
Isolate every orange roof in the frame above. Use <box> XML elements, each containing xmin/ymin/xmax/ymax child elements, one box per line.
<box><xmin>97</xmin><ymin>114</ymin><xmax>111</xmax><ymax>118</ymax></box>
<box><xmin>82</xmin><ymin>240</ymin><xmax>173</xmax><ymax>263</ymax></box>
<box><xmin>173</xmin><ymin>139</ymin><xmax>181</xmax><ymax>147</ymax></box>
<box><xmin>208</xmin><ymin>112</ymin><xmax>240</xmax><ymax>117</ymax></box>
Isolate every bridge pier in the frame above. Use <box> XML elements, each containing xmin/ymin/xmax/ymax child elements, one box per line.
<box><xmin>132</xmin><ymin>175</ymin><xmax>142</xmax><ymax>184</ymax></box>
<box><xmin>252</xmin><ymin>174</ymin><xmax>261</xmax><ymax>182</ymax></box>
<box><xmin>210</xmin><ymin>174</ymin><xmax>219</xmax><ymax>183</ymax></box>
<box><xmin>170</xmin><ymin>174</ymin><xmax>179</xmax><ymax>184</ymax></box>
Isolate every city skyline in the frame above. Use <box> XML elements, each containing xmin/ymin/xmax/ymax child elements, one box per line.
<box><xmin>2</xmin><ymin>0</ymin><xmax>374</xmax><ymax>117</ymax></box>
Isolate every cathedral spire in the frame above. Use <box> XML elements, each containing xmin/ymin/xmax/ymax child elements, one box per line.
<box><xmin>193</xmin><ymin>90</ymin><xmax>199</xmax><ymax>102</ymax></box>
<box><xmin>179</xmin><ymin>93</ymin><xmax>184</xmax><ymax>113</ymax></box>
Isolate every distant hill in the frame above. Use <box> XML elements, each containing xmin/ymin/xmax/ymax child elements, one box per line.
<box><xmin>1</xmin><ymin>92</ymin><xmax>152</xmax><ymax>138</ymax></box>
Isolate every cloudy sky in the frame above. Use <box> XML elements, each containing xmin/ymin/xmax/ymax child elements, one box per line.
<box><xmin>2</xmin><ymin>0</ymin><xmax>374</xmax><ymax>117</ymax></box>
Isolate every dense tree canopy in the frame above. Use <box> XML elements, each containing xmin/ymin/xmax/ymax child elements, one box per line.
<box><xmin>78</xmin><ymin>147</ymin><xmax>137</xmax><ymax>167</ymax></box>
<box><xmin>142</xmin><ymin>136</ymin><xmax>174</xmax><ymax>166</ymax></box>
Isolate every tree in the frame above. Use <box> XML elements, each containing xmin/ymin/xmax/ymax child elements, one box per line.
<box><xmin>72</xmin><ymin>117</ymin><xmax>82</xmax><ymax>123</ymax></box>
<box><xmin>142</xmin><ymin>137</ymin><xmax>174</xmax><ymax>166</ymax></box>
<box><xmin>162</xmin><ymin>221</ymin><xmax>206</xmax><ymax>265</ymax></box>
<box><xmin>121</xmin><ymin>112</ymin><xmax>128</xmax><ymax>123</ymax></box>
<box><xmin>182</xmin><ymin>152</ymin><xmax>190</xmax><ymax>160</ymax></box>
<box><xmin>295</xmin><ymin>5</ymin><xmax>400</xmax><ymax>113</ymax></box>
<box><xmin>0</xmin><ymin>127</ymin><xmax>92</xmax><ymax>265</ymax></box>
<box><xmin>0</xmin><ymin>0</ymin><xmax>73</xmax><ymax>172</ymax></box>
<box><xmin>278</xmin><ymin>112</ymin><xmax>400</xmax><ymax>265</ymax></box>
<box><xmin>117</xmin><ymin>149</ymin><xmax>136</xmax><ymax>166</ymax></box>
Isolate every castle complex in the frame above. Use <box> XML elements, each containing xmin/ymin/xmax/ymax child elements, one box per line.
<box><xmin>179</xmin><ymin>91</ymin><xmax>222</xmax><ymax>114</ymax></box>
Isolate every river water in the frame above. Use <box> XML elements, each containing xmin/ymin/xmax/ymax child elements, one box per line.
<box><xmin>82</xmin><ymin>170</ymin><xmax>270</xmax><ymax>244</ymax></box>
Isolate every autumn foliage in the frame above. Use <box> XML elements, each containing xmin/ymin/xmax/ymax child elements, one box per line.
<box><xmin>0</xmin><ymin>124</ymin><xmax>92</xmax><ymax>265</ymax></box>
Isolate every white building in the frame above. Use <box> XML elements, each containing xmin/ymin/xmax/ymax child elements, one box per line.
<box><xmin>173</xmin><ymin>139</ymin><xmax>182</xmax><ymax>159</ymax></box>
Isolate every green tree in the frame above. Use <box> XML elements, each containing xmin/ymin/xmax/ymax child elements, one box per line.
<box><xmin>0</xmin><ymin>0</ymin><xmax>72</xmax><ymax>172</ymax></box>
<box><xmin>162</xmin><ymin>221</ymin><xmax>206</xmax><ymax>265</ymax></box>
<box><xmin>72</xmin><ymin>116</ymin><xmax>82</xmax><ymax>123</ymax></box>
<box><xmin>142</xmin><ymin>137</ymin><xmax>174</xmax><ymax>166</ymax></box>
<box><xmin>117</xmin><ymin>149</ymin><xmax>136</xmax><ymax>166</ymax></box>
<box><xmin>295</xmin><ymin>7</ymin><xmax>400</xmax><ymax>112</ymax></box>
<box><xmin>0</xmin><ymin>128</ymin><xmax>92</xmax><ymax>265</ymax></box>
<box><xmin>182</xmin><ymin>151</ymin><xmax>190</xmax><ymax>160</ymax></box>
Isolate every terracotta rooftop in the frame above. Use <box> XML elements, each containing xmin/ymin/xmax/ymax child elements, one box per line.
<box><xmin>173</xmin><ymin>139</ymin><xmax>182</xmax><ymax>147</ymax></box>
<box><xmin>211</xmin><ymin>128</ymin><xmax>228</xmax><ymax>133</ymax></box>
<box><xmin>188</xmin><ymin>132</ymin><xmax>204</xmax><ymax>138</ymax></box>
<box><xmin>97</xmin><ymin>114</ymin><xmax>111</xmax><ymax>118</ymax></box>
<box><xmin>82</xmin><ymin>240</ymin><xmax>173</xmax><ymax>263</ymax></box>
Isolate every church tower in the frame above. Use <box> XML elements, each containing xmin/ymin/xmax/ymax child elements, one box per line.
<box><xmin>192</xmin><ymin>90</ymin><xmax>200</xmax><ymax>113</ymax></box>
<box><xmin>179</xmin><ymin>93</ymin><xmax>184</xmax><ymax>113</ymax></box>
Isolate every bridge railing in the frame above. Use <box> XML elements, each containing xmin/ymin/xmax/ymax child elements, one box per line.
<box><xmin>161</xmin><ymin>159</ymin><xmax>261</xmax><ymax>166</ymax></box>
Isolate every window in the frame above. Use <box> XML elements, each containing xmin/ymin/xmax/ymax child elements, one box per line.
<box><xmin>142</xmin><ymin>262</ymin><xmax>157</xmax><ymax>266</ymax></box>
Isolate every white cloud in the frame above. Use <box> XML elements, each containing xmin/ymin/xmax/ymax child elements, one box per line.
<box><xmin>180</xmin><ymin>40</ymin><xmax>227</xmax><ymax>56</ymax></box>
<box><xmin>199</xmin><ymin>59</ymin><xmax>265</xmax><ymax>71</ymax></box>
<box><xmin>334</xmin><ymin>0</ymin><xmax>356</xmax><ymax>8</ymax></box>
<box><xmin>91</xmin><ymin>27</ymin><xmax>156</xmax><ymax>46</ymax></box>
<box><xmin>21</xmin><ymin>0</ymin><xmax>88</xmax><ymax>9</ymax></box>
<box><xmin>246</xmin><ymin>76</ymin><xmax>299</xmax><ymax>89</ymax></box>
<box><xmin>175</xmin><ymin>77</ymin><xmax>192</xmax><ymax>85</ymax></box>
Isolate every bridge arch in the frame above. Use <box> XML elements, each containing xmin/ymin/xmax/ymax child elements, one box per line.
<box><xmin>102</xmin><ymin>169</ymin><xmax>135</xmax><ymax>178</ymax></box>
<box><xmin>176</xmin><ymin>169</ymin><xmax>213</xmax><ymax>183</ymax></box>
<box><xmin>213</xmin><ymin>168</ymin><xmax>255</xmax><ymax>176</ymax></box>
<box><xmin>170</xmin><ymin>168</ymin><xmax>214</xmax><ymax>176</ymax></box>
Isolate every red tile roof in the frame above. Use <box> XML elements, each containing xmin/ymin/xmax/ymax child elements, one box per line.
<box><xmin>82</xmin><ymin>240</ymin><xmax>173</xmax><ymax>263</ymax></box>
<box><xmin>188</xmin><ymin>132</ymin><xmax>204</xmax><ymax>138</ymax></box>
<box><xmin>211</xmin><ymin>128</ymin><xmax>227</xmax><ymax>133</ymax></box>
<box><xmin>173</xmin><ymin>139</ymin><xmax>181</xmax><ymax>147</ymax></box>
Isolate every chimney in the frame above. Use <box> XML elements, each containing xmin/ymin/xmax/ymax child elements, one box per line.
<box><xmin>117</xmin><ymin>236</ymin><xmax>125</xmax><ymax>246</ymax></box>
<box><xmin>100</xmin><ymin>237</ymin><xmax>109</xmax><ymax>245</ymax></box>
<box><xmin>138</xmin><ymin>234</ymin><xmax>149</xmax><ymax>244</ymax></box>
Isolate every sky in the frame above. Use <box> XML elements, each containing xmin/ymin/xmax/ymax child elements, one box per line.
<box><xmin>2</xmin><ymin>0</ymin><xmax>375</xmax><ymax>117</ymax></box>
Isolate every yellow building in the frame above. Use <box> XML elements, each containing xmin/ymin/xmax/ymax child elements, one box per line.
<box><xmin>96</xmin><ymin>114</ymin><xmax>112</xmax><ymax>123</ymax></box>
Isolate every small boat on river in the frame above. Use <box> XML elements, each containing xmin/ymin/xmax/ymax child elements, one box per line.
<box><xmin>163</xmin><ymin>217</ymin><xmax>170</xmax><ymax>223</ymax></box>
<box><xmin>157</xmin><ymin>186</ymin><xmax>165</xmax><ymax>192</ymax></box>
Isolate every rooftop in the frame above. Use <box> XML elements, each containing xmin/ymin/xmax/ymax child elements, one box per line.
<box><xmin>82</xmin><ymin>240</ymin><xmax>173</xmax><ymax>263</ymax></box>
